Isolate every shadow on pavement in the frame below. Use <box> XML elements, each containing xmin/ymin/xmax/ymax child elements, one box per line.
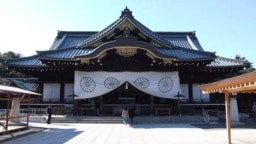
<box><xmin>192</xmin><ymin>122</ymin><xmax>256</xmax><ymax>129</ymax></box>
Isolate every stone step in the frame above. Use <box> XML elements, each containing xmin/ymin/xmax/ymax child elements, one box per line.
<box><xmin>48</xmin><ymin>115</ymin><xmax>205</xmax><ymax>124</ymax></box>
<box><xmin>52</xmin><ymin>116</ymin><xmax>123</xmax><ymax>123</ymax></box>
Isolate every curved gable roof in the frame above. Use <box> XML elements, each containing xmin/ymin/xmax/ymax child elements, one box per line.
<box><xmin>76</xmin><ymin>39</ymin><xmax>215</xmax><ymax>61</ymax></box>
<box><xmin>78</xmin><ymin>7</ymin><xmax>173</xmax><ymax>48</ymax></box>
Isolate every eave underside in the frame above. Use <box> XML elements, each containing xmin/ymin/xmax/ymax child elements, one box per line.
<box><xmin>7</xmin><ymin>53</ymin><xmax>243</xmax><ymax>83</ymax></box>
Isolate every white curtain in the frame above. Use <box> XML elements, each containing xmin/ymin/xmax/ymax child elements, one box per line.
<box><xmin>74</xmin><ymin>71</ymin><xmax>180</xmax><ymax>99</ymax></box>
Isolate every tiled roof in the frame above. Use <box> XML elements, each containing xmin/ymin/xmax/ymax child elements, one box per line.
<box><xmin>131</xmin><ymin>19</ymin><xmax>175</xmax><ymax>48</ymax></box>
<box><xmin>6</xmin><ymin>8</ymin><xmax>244</xmax><ymax>69</ymax></box>
<box><xmin>48</xmin><ymin>9</ymin><xmax>204</xmax><ymax>52</ymax></box>
<box><xmin>7</xmin><ymin>46</ymin><xmax>214</xmax><ymax>67</ymax></box>
<box><xmin>10</xmin><ymin>80</ymin><xmax>30</xmax><ymax>90</ymax></box>
<box><xmin>6</xmin><ymin>42</ymin><xmax>244</xmax><ymax>68</ymax></box>
<box><xmin>207</xmin><ymin>57</ymin><xmax>245</xmax><ymax>67</ymax></box>
<box><xmin>50</xmin><ymin>31</ymin><xmax>96</xmax><ymax>50</ymax></box>
<box><xmin>157</xmin><ymin>32</ymin><xmax>204</xmax><ymax>51</ymax></box>
<box><xmin>159</xmin><ymin>47</ymin><xmax>214</xmax><ymax>60</ymax></box>
<box><xmin>78</xmin><ymin>17</ymin><xmax>125</xmax><ymax>47</ymax></box>
<box><xmin>7</xmin><ymin>56</ymin><xmax>45</xmax><ymax>67</ymax></box>
<box><xmin>37</xmin><ymin>46</ymin><xmax>214</xmax><ymax>61</ymax></box>
<box><xmin>6</xmin><ymin>52</ymin><xmax>244</xmax><ymax>68</ymax></box>
<box><xmin>37</xmin><ymin>47</ymin><xmax>94</xmax><ymax>59</ymax></box>
<box><xmin>49</xmin><ymin>31</ymin><xmax>203</xmax><ymax>51</ymax></box>
<box><xmin>0</xmin><ymin>78</ymin><xmax>39</xmax><ymax>92</ymax></box>
<box><xmin>58</xmin><ymin>36</ymin><xmax>88</xmax><ymax>49</ymax></box>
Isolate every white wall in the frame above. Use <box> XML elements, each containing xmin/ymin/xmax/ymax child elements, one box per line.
<box><xmin>64</xmin><ymin>83</ymin><xmax>74</xmax><ymax>101</ymax></box>
<box><xmin>193</xmin><ymin>84</ymin><xmax>209</xmax><ymax>101</ymax></box>
<box><xmin>43</xmin><ymin>83</ymin><xmax>60</xmax><ymax>101</ymax></box>
<box><xmin>180</xmin><ymin>83</ymin><xmax>209</xmax><ymax>101</ymax></box>
<box><xmin>180</xmin><ymin>84</ymin><xmax>189</xmax><ymax>99</ymax></box>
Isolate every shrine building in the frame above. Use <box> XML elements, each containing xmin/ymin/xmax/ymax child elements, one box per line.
<box><xmin>6</xmin><ymin>8</ymin><xmax>245</xmax><ymax>115</ymax></box>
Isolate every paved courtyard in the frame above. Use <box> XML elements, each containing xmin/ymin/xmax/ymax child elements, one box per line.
<box><xmin>1</xmin><ymin>122</ymin><xmax>256</xmax><ymax>144</ymax></box>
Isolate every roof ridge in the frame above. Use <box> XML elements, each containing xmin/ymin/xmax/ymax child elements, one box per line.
<box><xmin>51</xmin><ymin>34</ymin><xmax>67</xmax><ymax>50</ymax></box>
<box><xmin>78</xmin><ymin>7</ymin><xmax>175</xmax><ymax>48</ymax></box>
<box><xmin>130</xmin><ymin>18</ymin><xmax>174</xmax><ymax>47</ymax></box>
<box><xmin>78</xmin><ymin>16</ymin><xmax>125</xmax><ymax>47</ymax></box>
<box><xmin>186</xmin><ymin>35</ymin><xmax>198</xmax><ymax>50</ymax></box>
<box><xmin>120</xmin><ymin>7</ymin><xmax>134</xmax><ymax>18</ymax></box>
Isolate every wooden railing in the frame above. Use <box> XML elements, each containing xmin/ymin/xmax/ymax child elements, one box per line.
<box><xmin>20</xmin><ymin>108</ymin><xmax>46</xmax><ymax>116</ymax></box>
<box><xmin>155</xmin><ymin>108</ymin><xmax>171</xmax><ymax>116</ymax></box>
<box><xmin>24</xmin><ymin>98</ymin><xmax>225</xmax><ymax>104</ymax></box>
<box><xmin>80</xmin><ymin>108</ymin><xmax>95</xmax><ymax>115</ymax></box>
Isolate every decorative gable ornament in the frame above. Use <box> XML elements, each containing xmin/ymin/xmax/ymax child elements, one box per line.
<box><xmin>116</xmin><ymin>47</ymin><xmax>137</xmax><ymax>57</ymax></box>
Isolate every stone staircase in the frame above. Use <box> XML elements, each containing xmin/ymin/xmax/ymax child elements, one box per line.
<box><xmin>51</xmin><ymin>116</ymin><xmax>123</xmax><ymax>123</ymax></box>
<box><xmin>49</xmin><ymin>115</ymin><xmax>205</xmax><ymax>124</ymax></box>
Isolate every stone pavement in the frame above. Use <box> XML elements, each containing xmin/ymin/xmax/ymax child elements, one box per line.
<box><xmin>1</xmin><ymin>122</ymin><xmax>256</xmax><ymax>144</ymax></box>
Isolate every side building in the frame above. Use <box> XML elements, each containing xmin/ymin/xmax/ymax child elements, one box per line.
<box><xmin>6</xmin><ymin>8</ymin><xmax>246</xmax><ymax>115</ymax></box>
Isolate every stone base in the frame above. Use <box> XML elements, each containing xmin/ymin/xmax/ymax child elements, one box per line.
<box><xmin>231</xmin><ymin>121</ymin><xmax>244</xmax><ymax>126</ymax></box>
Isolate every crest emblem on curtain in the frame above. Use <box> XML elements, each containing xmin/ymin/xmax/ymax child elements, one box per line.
<box><xmin>75</xmin><ymin>71</ymin><xmax>180</xmax><ymax>99</ymax></box>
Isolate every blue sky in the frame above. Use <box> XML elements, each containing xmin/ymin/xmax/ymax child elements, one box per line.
<box><xmin>0</xmin><ymin>0</ymin><xmax>256</xmax><ymax>67</ymax></box>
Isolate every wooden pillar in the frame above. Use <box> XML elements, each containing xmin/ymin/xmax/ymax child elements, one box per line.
<box><xmin>99</xmin><ymin>96</ymin><xmax>103</xmax><ymax>113</ymax></box>
<box><xmin>60</xmin><ymin>82</ymin><xmax>65</xmax><ymax>103</ymax></box>
<box><xmin>11</xmin><ymin>98</ymin><xmax>21</xmax><ymax>123</ymax></box>
<box><xmin>150</xmin><ymin>95</ymin><xmax>154</xmax><ymax>114</ymax></box>
<box><xmin>188</xmin><ymin>81</ymin><xmax>193</xmax><ymax>103</ymax></box>
<box><xmin>188</xmin><ymin>72</ymin><xmax>193</xmax><ymax>103</ymax></box>
<box><xmin>225</xmin><ymin>91</ymin><xmax>231</xmax><ymax>144</ymax></box>
<box><xmin>27</xmin><ymin>95</ymin><xmax>30</xmax><ymax>127</ymax></box>
<box><xmin>5</xmin><ymin>93</ymin><xmax>11</xmax><ymax>131</ymax></box>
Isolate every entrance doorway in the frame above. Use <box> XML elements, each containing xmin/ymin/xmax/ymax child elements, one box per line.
<box><xmin>76</xmin><ymin>82</ymin><xmax>175</xmax><ymax>116</ymax></box>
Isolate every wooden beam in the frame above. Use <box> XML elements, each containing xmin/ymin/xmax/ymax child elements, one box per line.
<box><xmin>0</xmin><ymin>98</ymin><xmax>12</xmax><ymax>101</ymax></box>
<box><xmin>200</xmin><ymin>71</ymin><xmax>256</xmax><ymax>92</ymax></box>
<box><xmin>227</xmin><ymin>85</ymin><xmax>256</xmax><ymax>93</ymax></box>
<box><xmin>5</xmin><ymin>93</ymin><xmax>11</xmax><ymax>131</ymax></box>
<box><xmin>1</xmin><ymin>115</ymin><xmax>27</xmax><ymax>120</ymax></box>
<box><xmin>0</xmin><ymin>98</ymin><xmax>31</xmax><ymax>101</ymax></box>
